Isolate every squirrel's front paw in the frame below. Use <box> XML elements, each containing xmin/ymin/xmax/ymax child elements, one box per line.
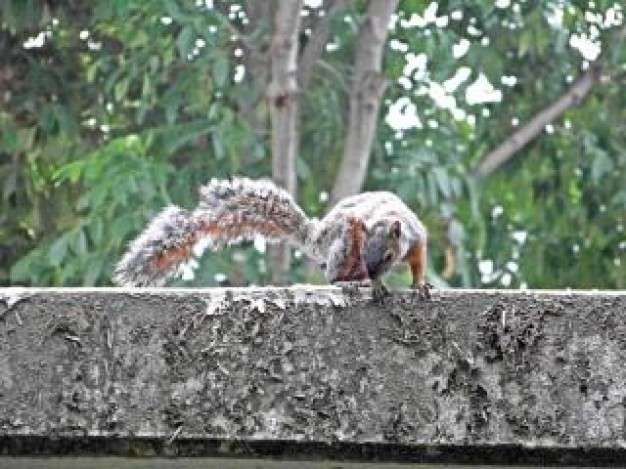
<box><xmin>412</xmin><ymin>281</ymin><xmax>433</xmax><ymax>300</ymax></box>
<box><xmin>371</xmin><ymin>280</ymin><xmax>390</xmax><ymax>305</ymax></box>
<box><xmin>332</xmin><ymin>280</ymin><xmax>366</xmax><ymax>296</ymax></box>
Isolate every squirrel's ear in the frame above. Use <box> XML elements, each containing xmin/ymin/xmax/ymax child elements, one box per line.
<box><xmin>389</xmin><ymin>220</ymin><xmax>401</xmax><ymax>239</ymax></box>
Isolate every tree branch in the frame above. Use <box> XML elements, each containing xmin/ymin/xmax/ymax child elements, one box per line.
<box><xmin>472</xmin><ymin>26</ymin><xmax>626</xmax><ymax>180</ymax></box>
<box><xmin>297</xmin><ymin>0</ymin><xmax>348</xmax><ymax>91</ymax></box>
<box><xmin>472</xmin><ymin>65</ymin><xmax>600</xmax><ymax>179</ymax></box>
<box><xmin>328</xmin><ymin>0</ymin><xmax>399</xmax><ymax>207</ymax></box>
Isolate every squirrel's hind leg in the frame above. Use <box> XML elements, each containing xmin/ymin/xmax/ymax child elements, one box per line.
<box><xmin>406</xmin><ymin>242</ymin><xmax>432</xmax><ymax>300</ymax></box>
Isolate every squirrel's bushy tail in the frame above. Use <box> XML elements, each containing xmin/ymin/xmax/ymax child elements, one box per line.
<box><xmin>113</xmin><ymin>177</ymin><xmax>315</xmax><ymax>287</ymax></box>
<box><xmin>113</xmin><ymin>206</ymin><xmax>198</xmax><ymax>287</ymax></box>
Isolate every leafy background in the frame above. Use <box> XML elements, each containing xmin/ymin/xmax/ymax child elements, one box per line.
<box><xmin>1</xmin><ymin>0</ymin><xmax>624</xmax><ymax>289</ymax></box>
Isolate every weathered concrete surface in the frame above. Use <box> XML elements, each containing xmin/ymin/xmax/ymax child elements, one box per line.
<box><xmin>0</xmin><ymin>287</ymin><xmax>625</xmax><ymax>465</ymax></box>
<box><xmin>0</xmin><ymin>458</ymin><xmax>603</xmax><ymax>469</ymax></box>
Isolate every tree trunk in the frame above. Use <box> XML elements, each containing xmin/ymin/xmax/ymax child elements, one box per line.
<box><xmin>267</xmin><ymin>0</ymin><xmax>304</xmax><ymax>284</ymax></box>
<box><xmin>328</xmin><ymin>0</ymin><xmax>399</xmax><ymax>207</ymax></box>
<box><xmin>297</xmin><ymin>0</ymin><xmax>349</xmax><ymax>282</ymax></box>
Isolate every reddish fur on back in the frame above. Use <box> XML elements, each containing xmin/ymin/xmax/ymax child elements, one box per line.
<box><xmin>334</xmin><ymin>217</ymin><xmax>369</xmax><ymax>282</ymax></box>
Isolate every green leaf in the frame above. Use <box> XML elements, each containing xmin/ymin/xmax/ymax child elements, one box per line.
<box><xmin>115</xmin><ymin>78</ymin><xmax>130</xmax><ymax>102</ymax></box>
<box><xmin>142</xmin><ymin>74</ymin><xmax>151</xmax><ymax>98</ymax></box>
<box><xmin>89</xmin><ymin>218</ymin><xmax>104</xmax><ymax>245</ymax></box>
<box><xmin>84</xmin><ymin>258</ymin><xmax>105</xmax><ymax>286</ymax></box>
<box><xmin>76</xmin><ymin>193</ymin><xmax>90</xmax><ymax>210</ymax></box>
<box><xmin>2</xmin><ymin>169</ymin><xmax>17</xmax><ymax>201</ymax></box>
<box><xmin>591</xmin><ymin>151</ymin><xmax>612</xmax><ymax>184</ymax></box>
<box><xmin>10</xmin><ymin>251</ymin><xmax>37</xmax><ymax>283</ymax></box>
<box><xmin>165</xmin><ymin>102</ymin><xmax>179</xmax><ymax>124</ymax></box>
<box><xmin>49</xmin><ymin>236</ymin><xmax>68</xmax><ymax>267</ymax></box>
<box><xmin>448</xmin><ymin>218</ymin><xmax>466</xmax><ymax>246</ymax></box>
<box><xmin>38</xmin><ymin>105</ymin><xmax>56</xmax><ymax>133</ymax></box>
<box><xmin>518</xmin><ymin>30</ymin><xmax>533</xmax><ymax>57</ymax></box>
<box><xmin>433</xmin><ymin>167</ymin><xmax>451</xmax><ymax>198</ymax></box>
<box><xmin>54</xmin><ymin>160</ymin><xmax>85</xmax><ymax>183</ymax></box>
<box><xmin>165</xmin><ymin>0</ymin><xmax>187</xmax><ymax>22</ymax></box>
<box><xmin>73</xmin><ymin>229</ymin><xmax>88</xmax><ymax>255</ymax></box>
<box><xmin>1</xmin><ymin>127</ymin><xmax>18</xmax><ymax>152</ymax></box>
<box><xmin>212</xmin><ymin>54</ymin><xmax>229</xmax><ymax>88</ymax></box>
<box><xmin>177</xmin><ymin>25</ymin><xmax>194</xmax><ymax>58</ymax></box>
<box><xmin>296</xmin><ymin>157</ymin><xmax>311</xmax><ymax>180</ymax></box>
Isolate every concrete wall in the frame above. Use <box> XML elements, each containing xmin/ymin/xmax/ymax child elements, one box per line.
<box><xmin>1</xmin><ymin>287</ymin><xmax>625</xmax><ymax>465</ymax></box>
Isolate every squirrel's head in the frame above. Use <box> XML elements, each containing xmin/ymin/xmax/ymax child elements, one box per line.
<box><xmin>364</xmin><ymin>220</ymin><xmax>402</xmax><ymax>279</ymax></box>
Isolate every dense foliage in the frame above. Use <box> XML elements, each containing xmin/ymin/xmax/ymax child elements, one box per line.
<box><xmin>1</xmin><ymin>0</ymin><xmax>624</xmax><ymax>288</ymax></box>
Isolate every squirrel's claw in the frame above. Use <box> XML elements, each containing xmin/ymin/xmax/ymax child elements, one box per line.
<box><xmin>412</xmin><ymin>281</ymin><xmax>433</xmax><ymax>300</ymax></box>
<box><xmin>333</xmin><ymin>281</ymin><xmax>363</xmax><ymax>296</ymax></box>
<box><xmin>371</xmin><ymin>279</ymin><xmax>390</xmax><ymax>305</ymax></box>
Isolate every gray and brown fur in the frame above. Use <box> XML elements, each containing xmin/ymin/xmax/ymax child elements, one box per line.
<box><xmin>322</xmin><ymin>191</ymin><xmax>429</xmax><ymax>297</ymax></box>
<box><xmin>114</xmin><ymin>177</ymin><xmax>428</xmax><ymax>296</ymax></box>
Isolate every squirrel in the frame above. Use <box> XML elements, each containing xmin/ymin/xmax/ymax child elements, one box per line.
<box><xmin>113</xmin><ymin>177</ymin><xmax>431</xmax><ymax>300</ymax></box>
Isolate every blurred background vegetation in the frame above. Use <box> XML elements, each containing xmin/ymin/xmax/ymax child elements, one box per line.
<box><xmin>0</xmin><ymin>0</ymin><xmax>624</xmax><ymax>289</ymax></box>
